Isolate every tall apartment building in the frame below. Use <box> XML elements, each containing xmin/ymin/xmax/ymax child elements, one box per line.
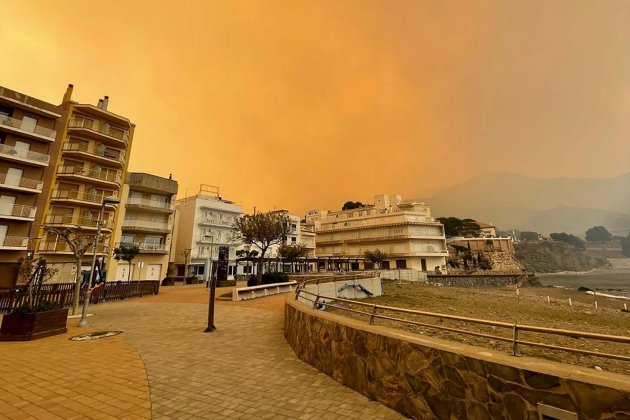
<box><xmin>36</xmin><ymin>85</ymin><xmax>135</xmax><ymax>282</ymax></box>
<box><xmin>171</xmin><ymin>186</ymin><xmax>243</xmax><ymax>278</ymax></box>
<box><xmin>0</xmin><ymin>87</ymin><xmax>63</xmax><ymax>286</ymax></box>
<box><xmin>306</xmin><ymin>194</ymin><xmax>448</xmax><ymax>272</ymax></box>
<box><xmin>108</xmin><ymin>172</ymin><xmax>178</xmax><ymax>281</ymax></box>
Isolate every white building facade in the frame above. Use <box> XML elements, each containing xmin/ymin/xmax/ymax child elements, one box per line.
<box><xmin>307</xmin><ymin>194</ymin><xmax>448</xmax><ymax>272</ymax></box>
<box><xmin>171</xmin><ymin>187</ymin><xmax>243</xmax><ymax>278</ymax></box>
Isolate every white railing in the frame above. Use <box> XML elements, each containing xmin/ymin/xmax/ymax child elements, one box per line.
<box><xmin>69</xmin><ymin>119</ymin><xmax>129</xmax><ymax>143</ymax></box>
<box><xmin>0</xmin><ymin>143</ymin><xmax>50</xmax><ymax>165</ymax></box>
<box><xmin>57</xmin><ymin>165</ymin><xmax>122</xmax><ymax>184</ymax></box>
<box><xmin>0</xmin><ymin>115</ymin><xmax>56</xmax><ymax>139</ymax></box>
<box><xmin>51</xmin><ymin>189</ymin><xmax>117</xmax><ymax>204</ymax></box>
<box><xmin>0</xmin><ymin>174</ymin><xmax>43</xmax><ymax>191</ymax></box>
<box><xmin>115</xmin><ymin>242</ymin><xmax>168</xmax><ymax>252</ymax></box>
<box><xmin>127</xmin><ymin>197</ymin><xmax>173</xmax><ymax>210</ymax></box>
<box><xmin>232</xmin><ymin>281</ymin><xmax>298</xmax><ymax>301</ymax></box>
<box><xmin>62</xmin><ymin>142</ymin><xmax>126</xmax><ymax>164</ymax></box>
<box><xmin>0</xmin><ymin>236</ymin><xmax>28</xmax><ymax>248</ymax></box>
<box><xmin>199</xmin><ymin>218</ymin><xmax>233</xmax><ymax>226</ymax></box>
<box><xmin>38</xmin><ymin>241</ymin><xmax>107</xmax><ymax>253</ymax></box>
<box><xmin>122</xmin><ymin>219</ymin><xmax>170</xmax><ymax>230</ymax></box>
<box><xmin>0</xmin><ymin>204</ymin><xmax>36</xmax><ymax>219</ymax></box>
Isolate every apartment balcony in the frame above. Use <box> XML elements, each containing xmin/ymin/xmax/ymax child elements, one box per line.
<box><xmin>122</xmin><ymin>219</ymin><xmax>171</xmax><ymax>234</ymax></box>
<box><xmin>115</xmin><ymin>242</ymin><xmax>169</xmax><ymax>254</ymax></box>
<box><xmin>0</xmin><ymin>236</ymin><xmax>29</xmax><ymax>250</ymax></box>
<box><xmin>126</xmin><ymin>197</ymin><xmax>174</xmax><ymax>214</ymax></box>
<box><xmin>56</xmin><ymin>165</ymin><xmax>122</xmax><ymax>188</ymax></box>
<box><xmin>197</xmin><ymin>235</ymin><xmax>232</xmax><ymax>245</ymax></box>
<box><xmin>198</xmin><ymin>218</ymin><xmax>233</xmax><ymax>227</ymax></box>
<box><xmin>0</xmin><ymin>173</ymin><xmax>43</xmax><ymax>193</ymax></box>
<box><xmin>50</xmin><ymin>189</ymin><xmax>119</xmax><ymax>208</ymax></box>
<box><xmin>0</xmin><ymin>115</ymin><xmax>56</xmax><ymax>142</ymax></box>
<box><xmin>0</xmin><ymin>144</ymin><xmax>50</xmax><ymax>167</ymax></box>
<box><xmin>0</xmin><ymin>204</ymin><xmax>36</xmax><ymax>221</ymax></box>
<box><xmin>38</xmin><ymin>241</ymin><xmax>108</xmax><ymax>255</ymax></box>
<box><xmin>62</xmin><ymin>142</ymin><xmax>126</xmax><ymax>168</ymax></box>
<box><xmin>43</xmin><ymin>214</ymin><xmax>114</xmax><ymax>230</ymax></box>
<box><xmin>68</xmin><ymin>118</ymin><xmax>129</xmax><ymax>147</ymax></box>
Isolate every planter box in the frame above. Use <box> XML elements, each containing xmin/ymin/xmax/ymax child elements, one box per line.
<box><xmin>0</xmin><ymin>307</ymin><xmax>68</xmax><ymax>341</ymax></box>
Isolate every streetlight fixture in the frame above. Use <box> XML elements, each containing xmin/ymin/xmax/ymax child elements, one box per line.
<box><xmin>78</xmin><ymin>196</ymin><xmax>121</xmax><ymax>327</ymax></box>
<box><xmin>205</xmin><ymin>236</ymin><xmax>217</xmax><ymax>332</ymax></box>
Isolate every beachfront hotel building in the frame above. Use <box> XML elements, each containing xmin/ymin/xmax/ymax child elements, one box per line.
<box><xmin>36</xmin><ymin>85</ymin><xmax>134</xmax><ymax>282</ymax></box>
<box><xmin>306</xmin><ymin>194</ymin><xmax>448</xmax><ymax>272</ymax></box>
<box><xmin>108</xmin><ymin>172</ymin><xmax>178</xmax><ymax>281</ymax></box>
<box><xmin>0</xmin><ymin>86</ymin><xmax>63</xmax><ymax>286</ymax></box>
<box><xmin>171</xmin><ymin>185</ymin><xmax>243</xmax><ymax>278</ymax></box>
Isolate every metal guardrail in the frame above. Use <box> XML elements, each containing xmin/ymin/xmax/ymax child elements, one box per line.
<box><xmin>295</xmin><ymin>289</ymin><xmax>630</xmax><ymax>362</ymax></box>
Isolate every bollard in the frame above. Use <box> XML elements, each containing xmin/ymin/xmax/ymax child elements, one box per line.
<box><xmin>594</xmin><ymin>301</ymin><xmax>598</xmax><ymax>309</ymax></box>
<box><xmin>547</xmin><ymin>296</ymin><xmax>550</xmax><ymax>304</ymax></box>
<box><xmin>78</xmin><ymin>290</ymin><xmax>91</xmax><ymax>327</ymax></box>
<box><xmin>569</xmin><ymin>298</ymin><xmax>572</xmax><ymax>307</ymax></box>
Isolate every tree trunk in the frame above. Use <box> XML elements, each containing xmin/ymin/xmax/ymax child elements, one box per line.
<box><xmin>72</xmin><ymin>256</ymin><xmax>82</xmax><ymax>315</ymax></box>
<box><xmin>257</xmin><ymin>248</ymin><xmax>267</xmax><ymax>285</ymax></box>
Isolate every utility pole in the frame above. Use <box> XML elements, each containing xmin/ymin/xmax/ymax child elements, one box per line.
<box><xmin>205</xmin><ymin>236</ymin><xmax>216</xmax><ymax>332</ymax></box>
<box><xmin>180</xmin><ymin>248</ymin><xmax>191</xmax><ymax>285</ymax></box>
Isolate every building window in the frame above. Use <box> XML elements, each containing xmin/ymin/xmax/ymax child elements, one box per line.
<box><xmin>381</xmin><ymin>261</ymin><xmax>391</xmax><ymax>270</ymax></box>
<box><xmin>121</xmin><ymin>235</ymin><xmax>134</xmax><ymax>245</ymax></box>
<box><xmin>291</xmin><ymin>237</ymin><xmax>296</xmax><ymax>244</ymax></box>
<box><xmin>395</xmin><ymin>260</ymin><xmax>407</xmax><ymax>269</ymax></box>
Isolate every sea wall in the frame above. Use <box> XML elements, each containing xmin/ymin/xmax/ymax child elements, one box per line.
<box><xmin>284</xmin><ymin>298</ymin><xmax>630</xmax><ymax>419</ymax></box>
<box><xmin>427</xmin><ymin>274</ymin><xmax>525</xmax><ymax>287</ymax></box>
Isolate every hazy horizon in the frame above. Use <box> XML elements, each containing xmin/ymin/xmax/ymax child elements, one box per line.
<box><xmin>2</xmin><ymin>0</ymin><xmax>629</xmax><ymax>215</ymax></box>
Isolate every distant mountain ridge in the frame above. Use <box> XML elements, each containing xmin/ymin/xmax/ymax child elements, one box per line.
<box><xmin>423</xmin><ymin>172</ymin><xmax>630</xmax><ymax>236</ymax></box>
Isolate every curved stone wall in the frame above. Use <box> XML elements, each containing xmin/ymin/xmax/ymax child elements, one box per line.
<box><xmin>284</xmin><ymin>298</ymin><xmax>630</xmax><ymax>419</ymax></box>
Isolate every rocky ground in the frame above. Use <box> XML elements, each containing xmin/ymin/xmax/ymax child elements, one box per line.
<box><xmin>328</xmin><ymin>280</ymin><xmax>630</xmax><ymax>376</ymax></box>
<box><xmin>515</xmin><ymin>241</ymin><xmax>609</xmax><ymax>273</ymax></box>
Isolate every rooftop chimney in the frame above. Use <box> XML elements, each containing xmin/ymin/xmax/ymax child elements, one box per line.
<box><xmin>62</xmin><ymin>83</ymin><xmax>74</xmax><ymax>103</ymax></box>
<box><xmin>102</xmin><ymin>96</ymin><xmax>109</xmax><ymax>111</ymax></box>
<box><xmin>97</xmin><ymin>99</ymin><xmax>104</xmax><ymax>109</ymax></box>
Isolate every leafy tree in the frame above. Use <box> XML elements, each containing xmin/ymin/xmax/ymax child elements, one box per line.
<box><xmin>585</xmin><ymin>226</ymin><xmax>612</xmax><ymax>242</ymax></box>
<box><xmin>364</xmin><ymin>249</ymin><xmax>386</xmax><ymax>269</ymax></box>
<box><xmin>236</xmin><ymin>249</ymin><xmax>259</xmax><ymax>275</ymax></box>
<box><xmin>436</xmin><ymin>217</ymin><xmax>481</xmax><ymax>237</ymax></box>
<box><xmin>278</xmin><ymin>244</ymin><xmax>308</xmax><ymax>272</ymax></box>
<box><xmin>519</xmin><ymin>231</ymin><xmax>539</xmax><ymax>241</ymax></box>
<box><xmin>232</xmin><ymin>212</ymin><xmax>291</xmax><ymax>284</ymax></box>
<box><xmin>44</xmin><ymin>226</ymin><xmax>101</xmax><ymax>315</ymax></box>
<box><xmin>113</xmin><ymin>244</ymin><xmax>140</xmax><ymax>281</ymax></box>
<box><xmin>621</xmin><ymin>233</ymin><xmax>630</xmax><ymax>257</ymax></box>
<box><xmin>550</xmin><ymin>232</ymin><xmax>585</xmax><ymax>250</ymax></box>
<box><xmin>16</xmin><ymin>256</ymin><xmax>58</xmax><ymax>309</ymax></box>
<box><xmin>342</xmin><ymin>201</ymin><xmax>366</xmax><ymax>211</ymax></box>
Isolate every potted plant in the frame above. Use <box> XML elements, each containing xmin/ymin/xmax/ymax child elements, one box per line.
<box><xmin>0</xmin><ymin>257</ymin><xmax>64</xmax><ymax>341</ymax></box>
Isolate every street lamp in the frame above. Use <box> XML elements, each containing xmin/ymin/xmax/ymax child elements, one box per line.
<box><xmin>78</xmin><ymin>196</ymin><xmax>121</xmax><ymax>327</ymax></box>
<box><xmin>205</xmin><ymin>236</ymin><xmax>217</xmax><ymax>332</ymax></box>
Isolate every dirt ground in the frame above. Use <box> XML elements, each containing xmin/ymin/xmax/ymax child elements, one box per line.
<box><xmin>328</xmin><ymin>280</ymin><xmax>630</xmax><ymax>376</ymax></box>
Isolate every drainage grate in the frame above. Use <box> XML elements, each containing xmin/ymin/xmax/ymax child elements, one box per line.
<box><xmin>69</xmin><ymin>331</ymin><xmax>123</xmax><ymax>341</ymax></box>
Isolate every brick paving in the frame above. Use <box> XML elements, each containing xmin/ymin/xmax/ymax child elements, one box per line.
<box><xmin>1</xmin><ymin>285</ymin><xmax>404</xmax><ymax>419</ymax></box>
<box><xmin>0</xmin><ymin>325</ymin><xmax>151</xmax><ymax>419</ymax></box>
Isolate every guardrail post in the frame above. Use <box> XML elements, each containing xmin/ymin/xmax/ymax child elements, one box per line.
<box><xmin>312</xmin><ymin>295</ymin><xmax>320</xmax><ymax>310</ymax></box>
<box><xmin>512</xmin><ymin>323</ymin><xmax>520</xmax><ymax>356</ymax></box>
<box><xmin>369</xmin><ymin>305</ymin><xmax>378</xmax><ymax>325</ymax></box>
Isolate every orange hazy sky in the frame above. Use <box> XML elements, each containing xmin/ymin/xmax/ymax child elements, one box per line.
<box><xmin>1</xmin><ymin>0</ymin><xmax>629</xmax><ymax>214</ymax></box>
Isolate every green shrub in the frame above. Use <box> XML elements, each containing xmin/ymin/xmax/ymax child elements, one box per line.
<box><xmin>13</xmin><ymin>301</ymin><xmax>62</xmax><ymax>315</ymax></box>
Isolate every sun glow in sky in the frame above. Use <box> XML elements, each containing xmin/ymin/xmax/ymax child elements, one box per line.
<box><xmin>1</xmin><ymin>0</ymin><xmax>629</xmax><ymax>214</ymax></box>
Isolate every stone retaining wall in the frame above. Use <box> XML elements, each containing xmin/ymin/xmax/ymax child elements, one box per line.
<box><xmin>427</xmin><ymin>274</ymin><xmax>526</xmax><ymax>288</ymax></box>
<box><xmin>284</xmin><ymin>298</ymin><xmax>630</xmax><ymax>419</ymax></box>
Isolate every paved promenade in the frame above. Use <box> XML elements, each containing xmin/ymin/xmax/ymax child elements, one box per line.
<box><xmin>1</xmin><ymin>285</ymin><xmax>403</xmax><ymax>419</ymax></box>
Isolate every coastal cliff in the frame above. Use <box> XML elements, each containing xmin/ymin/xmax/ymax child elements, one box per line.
<box><xmin>515</xmin><ymin>241</ymin><xmax>609</xmax><ymax>273</ymax></box>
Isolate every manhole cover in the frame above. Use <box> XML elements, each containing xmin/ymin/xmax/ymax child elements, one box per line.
<box><xmin>69</xmin><ymin>331</ymin><xmax>123</xmax><ymax>341</ymax></box>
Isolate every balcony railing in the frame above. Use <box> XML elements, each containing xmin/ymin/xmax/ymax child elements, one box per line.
<box><xmin>122</xmin><ymin>219</ymin><xmax>170</xmax><ymax>231</ymax></box>
<box><xmin>0</xmin><ymin>173</ymin><xmax>43</xmax><ymax>192</ymax></box>
<box><xmin>62</xmin><ymin>142</ymin><xmax>126</xmax><ymax>164</ymax></box>
<box><xmin>44</xmin><ymin>214</ymin><xmax>113</xmax><ymax>229</ymax></box>
<box><xmin>57</xmin><ymin>165</ymin><xmax>122</xmax><ymax>185</ymax></box>
<box><xmin>0</xmin><ymin>236</ymin><xmax>29</xmax><ymax>249</ymax></box>
<box><xmin>127</xmin><ymin>197</ymin><xmax>173</xmax><ymax>210</ymax></box>
<box><xmin>0</xmin><ymin>143</ymin><xmax>50</xmax><ymax>165</ymax></box>
<box><xmin>38</xmin><ymin>241</ymin><xmax>107</xmax><ymax>253</ymax></box>
<box><xmin>115</xmin><ymin>242</ymin><xmax>168</xmax><ymax>252</ymax></box>
<box><xmin>69</xmin><ymin>118</ymin><xmax>129</xmax><ymax>144</ymax></box>
<box><xmin>0</xmin><ymin>204</ymin><xmax>36</xmax><ymax>219</ymax></box>
<box><xmin>199</xmin><ymin>218</ymin><xmax>233</xmax><ymax>226</ymax></box>
<box><xmin>50</xmin><ymin>189</ymin><xmax>117</xmax><ymax>205</ymax></box>
<box><xmin>0</xmin><ymin>115</ymin><xmax>56</xmax><ymax>140</ymax></box>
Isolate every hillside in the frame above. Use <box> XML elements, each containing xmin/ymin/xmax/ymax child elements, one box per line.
<box><xmin>515</xmin><ymin>241</ymin><xmax>610</xmax><ymax>273</ymax></box>
<box><xmin>423</xmin><ymin>172</ymin><xmax>630</xmax><ymax>236</ymax></box>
